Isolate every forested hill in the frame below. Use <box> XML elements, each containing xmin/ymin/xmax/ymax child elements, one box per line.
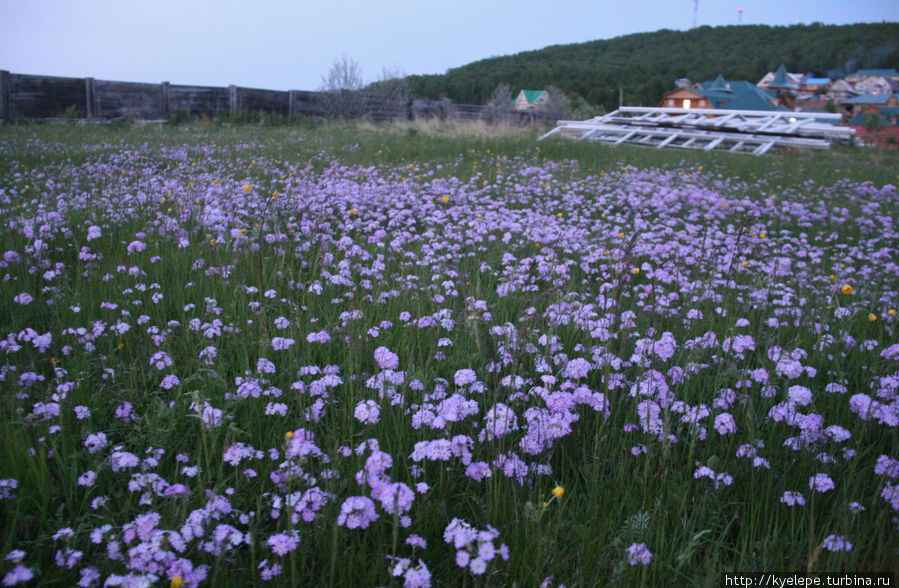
<box><xmin>405</xmin><ymin>22</ymin><xmax>899</xmax><ymax>111</ymax></box>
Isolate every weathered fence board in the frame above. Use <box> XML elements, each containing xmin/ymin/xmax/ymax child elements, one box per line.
<box><xmin>9</xmin><ymin>73</ymin><xmax>87</xmax><ymax>118</ymax></box>
<box><xmin>289</xmin><ymin>90</ymin><xmax>324</xmax><ymax>117</ymax></box>
<box><xmin>237</xmin><ymin>87</ymin><xmax>289</xmax><ymax>115</ymax></box>
<box><xmin>168</xmin><ymin>84</ymin><xmax>230</xmax><ymax>116</ymax></box>
<box><xmin>95</xmin><ymin>79</ymin><xmax>164</xmax><ymax>120</ymax></box>
<box><xmin>0</xmin><ymin>70</ymin><xmax>558</xmax><ymax>125</ymax></box>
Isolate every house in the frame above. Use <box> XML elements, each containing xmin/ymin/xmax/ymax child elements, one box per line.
<box><xmin>757</xmin><ymin>67</ymin><xmax>803</xmax><ymax>90</ymax></box>
<box><xmin>513</xmin><ymin>90</ymin><xmax>549</xmax><ymax>111</ymax></box>
<box><xmin>844</xmin><ymin>69</ymin><xmax>899</xmax><ymax>85</ymax></box>
<box><xmin>658</xmin><ymin>74</ymin><xmax>777</xmax><ymax>111</ymax></box>
<box><xmin>850</xmin><ymin>105</ymin><xmax>899</xmax><ymax>126</ymax></box>
<box><xmin>765</xmin><ymin>64</ymin><xmax>798</xmax><ymax>109</ymax></box>
<box><xmin>827</xmin><ymin>79</ymin><xmax>858</xmax><ymax>102</ymax></box>
<box><xmin>797</xmin><ymin>75</ymin><xmax>831</xmax><ymax>97</ymax></box>
<box><xmin>839</xmin><ymin>93</ymin><xmax>899</xmax><ymax>120</ymax></box>
<box><xmin>853</xmin><ymin>75</ymin><xmax>896</xmax><ymax>96</ymax></box>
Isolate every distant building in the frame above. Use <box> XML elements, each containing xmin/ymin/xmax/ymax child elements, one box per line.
<box><xmin>853</xmin><ymin>75</ymin><xmax>896</xmax><ymax>96</ymax></box>
<box><xmin>765</xmin><ymin>64</ymin><xmax>798</xmax><ymax>109</ymax></box>
<box><xmin>797</xmin><ymin>75</ymin><xmax>831</xmax><ymax>97</ymax></box>
<box><xmin>757</xmin><ymin>67</ymin><xmax>803</xmax><ymax>90</ymax></box>
<box><xmin>851</xmin><ymin>104</ymin><xmax>899</xmax><ymax>126</ymax></box>
<box><xmin>513</xmin><ymin>90</ymin><xmax>549</xmax><ymax>111</ymax></box>
<box><xmin>844</xmin><ymin>69</ymin><xmax>899</xmax><ymax>85</ymax></box>
<box><xmin>658</xmin><ymin>74</ymin><xmax>777</xmax><ymax>111</ymax></box>
<box><xmin>828</xmin><ymin>79</ymin><xmax>858</xmax><ymax>102</ymax></box>
<box><xmin>839</xmin><ymin>93</ymin><xmax>899</xmax><ymax>121</ymax></box>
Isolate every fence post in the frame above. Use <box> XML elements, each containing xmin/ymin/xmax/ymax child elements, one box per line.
<box><xmin>288</xmin><ymin>90</ymin><xmax>296</xmax><ymax>118</ymax></box>
<box><xmin>85</xmin><ymin>77</ymin><xmax>97</xmax><ymax>119</ymax></box>
<box><xmin>161</xmin><ymin>81</ymin><xmax>170</xmax><ymax>119</ymax></box>
<box><xmin>0</xmin><ymin>70</ymin><xmax>9</xmax><ymax>121</ymax></box>
<box><xmin>228</xmin><ymin>85</ymin><xmax>238</xmax><ymax>115</ymax></box>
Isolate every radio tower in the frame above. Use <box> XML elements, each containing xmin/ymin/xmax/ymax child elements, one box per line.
<box><xmin>692</xmin><ymin>0</ymin><xmax>699</xmax><ymax>28</ymax></box>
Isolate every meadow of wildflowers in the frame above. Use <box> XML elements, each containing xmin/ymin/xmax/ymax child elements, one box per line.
<box><xmin>0</xmin><ymin>121</ymin><xmax>897</xmax><ymax>586</ymax></box>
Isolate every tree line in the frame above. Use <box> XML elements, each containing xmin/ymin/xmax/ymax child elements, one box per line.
<box><xmin>402</xmin><ymin>22</ymin><xmax>899</xmax><ymax>112</ymax></box>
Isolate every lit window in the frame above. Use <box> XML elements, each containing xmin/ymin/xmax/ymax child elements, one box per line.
<box><xmin>683</xmin><ymin>99</ymin><xmax>691</xmax><ymax>109</ymax></box>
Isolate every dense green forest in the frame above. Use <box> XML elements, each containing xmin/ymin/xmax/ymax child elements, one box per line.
<box><xmin>405</xmin><ymin>22</ymin><xmax>899</xmax><ymax>111</ymax></box>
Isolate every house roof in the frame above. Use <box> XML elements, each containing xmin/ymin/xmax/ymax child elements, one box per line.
<box><xmin>768</xmin><ymin>64</ymin><xmax>797</xmax><ymax>90</ymax></box>
<box><xmin>694</xmin><ymin>77</ymin><xmax>776</xmax><ymax>111</ymax></box>
<box><xmin>841</xmin><ymin>94</ymin><xmax>892</xmax><ymax>104</ymax></box>
<box><xmin>518</xmin><ymin>90</ymin><xmax>546</xmax><ymax>104</ymax></box>
<box><xmin>709</xmin><ymin>74</ymin><xmax>731</xmax><ymax>92</ymax></box>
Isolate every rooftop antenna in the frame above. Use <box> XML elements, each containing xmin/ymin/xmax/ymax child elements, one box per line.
<box><xmin>737</xmin><ymin>7</ymin><xmax>744</xmax><ymax>24</ymax></box>
<box><xmin>692</xmin><ymin>0</ymin><xmax>699</xmax><ymax>28</ymax></box>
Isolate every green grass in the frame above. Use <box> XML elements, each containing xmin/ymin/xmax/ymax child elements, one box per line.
<box><xmin>0</xmin><ymin>119</ymin><xmax>897</xmax><ymax>587</ymax></box>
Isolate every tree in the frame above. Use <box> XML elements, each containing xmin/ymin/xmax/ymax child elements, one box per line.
<box><xmin>319</xmin><ymin>55</ymin><xmax>366</xmax><ymax>119</ymax></box>
<box><xmin>484</xmin><ymin>83</ymin><xmax>513</xmax><ymax>124</ymax></box>
<box><xmin>543</xmin><ymin>85</ymin><xmax>568</xmax><ymax>121</ymax></box>
<box><xmin>368</xmin><ymin>67</ymin><xmax>410</xmax><ymax>120</ymax></box>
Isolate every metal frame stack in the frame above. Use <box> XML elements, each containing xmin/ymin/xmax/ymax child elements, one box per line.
<box><xmin>538</xmin><ymin>107</ymin><xmax>857</xmax><ymax>155</ymax></box>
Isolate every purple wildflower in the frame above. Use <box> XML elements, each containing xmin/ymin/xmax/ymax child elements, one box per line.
<box><xmin>625</xmin><ymin>543</ymin><xmax>653</xmax><ymax>566</ymax></box>
<box><xmin>809</xmin><ymin>473</ymin><xmax>835</xmax><ymax>493</ymax></box>
<box><xmin>374</xmin><ymin>346</ymin><xmax>400</xmax><ymax>370</ymax></box>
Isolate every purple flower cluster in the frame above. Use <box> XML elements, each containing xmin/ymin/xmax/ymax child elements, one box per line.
<box><xmin>2</xmin><ymin>134</ymin><xmax>897</xmax><ymax>584</ymax></box>
<box><xmin>443</xmin><ymin>518</ymin><xmax>509</xmax><ymax>576</ymax></box>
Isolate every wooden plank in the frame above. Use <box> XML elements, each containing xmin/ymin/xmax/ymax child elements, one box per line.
<box><xmin>658</xmin><ymin>133</ymin><xmax>681</xmax><ymax>148</ymax></box>
<box><xmin>161</xmin><ymin>82</ymin><xmax>170</xmax><ymax>118</ymax></box>
<box><xmin>85</xmin><ymin>78</ymin><xmax>96</xmax><ymax>119</ymax></box>
<box><xmin>614</xmin><ymin>130</ymin><xmax>637</xmax><ymax>145</ymax></box>
<box><xmin>169</xmin><ymin>84</ymin><xmax>229</xmax><ymax>116</ymax></box>
<box><xmin>237</xmin><ymin>87</ymin><xmax>289</xmax><ymax>115</ymax></box>
<box><xmin>10</xmin><ymin>73</ymin><xmax>86</xmax><ymax>118</ymax></box>
<box><xmin>94</xmin><ymin>79</ymin><xmax>164</xmax><ymax>119</ymax></box>
<box><xmin>754</xmin><ymin>138</ymin><xmax>780</xmax><ymax>155</ymax></box>
<box><xmin>0</xmin><ymin>70</ymin><xmax>9</xmax><ymax>120</ymax></box>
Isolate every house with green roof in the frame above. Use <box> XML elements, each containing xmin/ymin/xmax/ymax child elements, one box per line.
<box><xmin>513</xmin><ymin>89</ymin><xmax>549</xmax><ymax>111</ymax></box>
<box><xmin>839</xmin><ymin>92</ymin><xmax>899</xmax><ymax>122</ymax></box>
<box><xmin>757</xmin><ymin>65</ymin><xmax>803</xmax><ymax>91</ymax></box>
<box><xmin>849</xmin><ymin>106</ymin><xmax>899</xmax><ymax>126</ymax></box>
<box><xmin>658</xmin><ymin>74</ymin><xmax>778</xmax><ymax>111</ymax></box>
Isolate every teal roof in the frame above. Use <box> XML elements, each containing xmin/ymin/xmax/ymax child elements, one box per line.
<box><xmin>695</xmin><ymin>78</ymin><xmax>776</xmax><ymax>111</ymax></box>
<box><xmin>841</xmin><ymin>94</ymin><xmax>892</xmax><ymax>104</ymax></box>
<box><xmin>710</xmin><ymin>74</ymin><xmax>731</xmax><ymax>92</ymax></box>
<box><xmin>519</xmin><ymin>90</ymin><xmax>546</xmax><ymax>104</ymax></box>
<box><xmin>768</xmin><ymin>64</ymin><xmax>795</xmax><ymax>89</ymax></box>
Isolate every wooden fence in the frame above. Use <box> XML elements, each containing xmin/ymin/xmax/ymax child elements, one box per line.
<box><xmin>0</xmin><ymin>70</ymin><xmax>555</xmax><ymax>125</ymax></box>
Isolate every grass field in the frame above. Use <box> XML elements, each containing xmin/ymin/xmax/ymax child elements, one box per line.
<box><xmin>1</xmin><ymin>119</ymin><xmax>897</xmax><ymax>587</ymax></box>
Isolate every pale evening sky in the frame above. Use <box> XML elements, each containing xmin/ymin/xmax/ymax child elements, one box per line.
<box><xmin>1</xmin><ymin>0</ymin><xmax>897</xmax><ymax>91</ymax></box>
